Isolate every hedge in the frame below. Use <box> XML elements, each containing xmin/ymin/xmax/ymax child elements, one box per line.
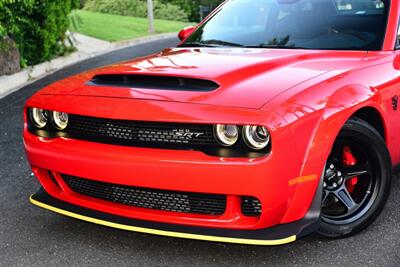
<box><xmin>83</xmin><ymin>0</ymin><xmax>189</xmax><ymax>22</ymax></box>
<box><xmin>0</xmin><ymin>0</ymin><xmax>79</xmax><ymax>66</ymax></box>
<box><xmin>0</xmin><ymin>23</ymin><xmax>5</xmax><ymax>37</ymax></box>
<box><xmin>159</xmin><ymin>0</ymin><xmax>224</xmax><ymax>22</ymax></box>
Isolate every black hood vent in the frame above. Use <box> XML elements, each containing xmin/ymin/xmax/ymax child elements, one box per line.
<box><xmin>88</xmin><ymin>74</ymin><xmax>219</xmax><ymax>92</ymax></box>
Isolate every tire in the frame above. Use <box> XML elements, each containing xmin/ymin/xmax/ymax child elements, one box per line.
<box><xmin>318</xmin><ymin>118</ymin><xmax>392</xmax><ymax>238</ymax></box>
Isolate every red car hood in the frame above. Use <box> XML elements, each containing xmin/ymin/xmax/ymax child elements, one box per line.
<box><xmin>41</xmin><ymin>48</ymin><xmax>367</xmax><ymax>109</ymax></box>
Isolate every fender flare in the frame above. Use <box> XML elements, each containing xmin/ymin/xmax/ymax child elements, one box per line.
<box><xmin>281</xmin><ymin>84</ymin><xmax>385</xmax><ymax>224</ymax></box>
<box><xmin>302</xmin><ymin>84</ymin><xmax>384</xmax><ymax>166</ymax></box>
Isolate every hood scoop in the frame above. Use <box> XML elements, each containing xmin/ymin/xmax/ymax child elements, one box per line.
<box><xmin>88</xmin><ymin>74</ymin><xmax>219</xmax><ymax>92</ymax></box>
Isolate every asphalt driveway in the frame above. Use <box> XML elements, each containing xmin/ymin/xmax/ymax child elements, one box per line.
<box><xmin>0</xmin><ymin>37</ymin><xmax>399</xmax><ymax>266</ymax></box>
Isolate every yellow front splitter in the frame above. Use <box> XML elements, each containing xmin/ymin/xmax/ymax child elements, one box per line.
<box><xmin>30</xmin><ymin>191</ymin><xmax>297</xmax><ymax>246</ymax></box>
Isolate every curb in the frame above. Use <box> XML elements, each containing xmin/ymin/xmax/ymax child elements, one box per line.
<box><xmin>0</xmin><ymin>32</ymin><xmax>177</xmax><ymax>99</ymax></box>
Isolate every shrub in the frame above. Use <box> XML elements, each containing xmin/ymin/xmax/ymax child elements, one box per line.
<box><xmin>80</xmin><ymin>0</ymin><xmax>86</xmax><ymax>8</ymax></box>
<box><xmin>0</xmin><ymin>0</ymin><xmax>79</xmax><ymax>66</ymax></box>
<box><xmin>159</xmin><ymin>0</ymin><xmax>224</xmax><ymax>22</ymax></box>
<box><xmin>154</xmin><ymin>2</ymin><xmax>188</xmax><ymax>22</ymax></box>
<box><xmin>0</xmin><ymin>23</ymin><xmax>5</xmax><ymax>38</ymax></box>
<box><xmin>83</xmin><ymin>0</ymin><xmax>189</xmax><ymax>22</ymax></box>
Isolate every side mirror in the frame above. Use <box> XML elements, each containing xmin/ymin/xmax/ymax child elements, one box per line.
<box><xmin>394</xmin><ymin>54</ymin><xmax>400</xmax><ymax>70</ymax></box>
<box><xmin>178</xmin><ymin>26</ymin><xmax>196</xmax><ymax>41</ymax></box>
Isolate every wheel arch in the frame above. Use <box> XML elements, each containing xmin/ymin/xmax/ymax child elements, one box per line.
<box><xmin>299</xmin><ymin>84</ymin><xmax>386</xmax><ymax>167</ymax></box>
<box><xmin>350</xmin><ymin>107</ymin><xmax>386</xmax><ymax>143</ymax></box>
<box><xmin>278</xmin><ymin>84</ymin><xmax>386</xmax><ymax>222</ymax></box>
<box><xmin>280</xmin><ymin>84</ymin><xmax>389</xmax><ymax>224</ymax></box>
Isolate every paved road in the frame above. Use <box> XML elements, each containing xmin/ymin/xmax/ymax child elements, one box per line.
<box><xmin>1</xmin><ymin>37</ymin><xmax>399</xmax><ymax>267</ymax></box>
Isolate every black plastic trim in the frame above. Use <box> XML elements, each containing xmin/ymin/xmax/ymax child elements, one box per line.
<box><xmin>31</xmin><ymin>187</ymin><xmax>319</xmax><ymax>241</ymax></box>
<box><xmin>88</xmin><ymin>74</ymin><xmax>219</xmax><ymax>92</ymax></box>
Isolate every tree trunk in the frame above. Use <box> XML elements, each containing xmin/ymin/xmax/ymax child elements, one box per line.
<box><xmin>0</xmin><ymin>37</ymin><xmax>21</xmax><ymax>76</ymax></box>
<box><xmin>147</xmin><ymin>0</ymin><xmax>155</xmax><ymax>34</ymax></box>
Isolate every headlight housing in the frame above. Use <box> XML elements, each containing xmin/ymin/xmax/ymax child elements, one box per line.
<box><xmin>28</xmin><ymin>108</ymin><xmax>69</xmax><ymax>131</ymax></box>
<box><xmin>213</xmin><ymin>124</ymin><xmax>239</xmax><ymax>147</ymax></box>
<box><xmin>51</xmin><ymin>111</ymin><xmax>69</xmax><ymax>130</ymax></box>
<box><xmin>30</xmin><ymin>108</ymin><xmax>48</xmax><ymax>128</ymax></box>
<box><xmin>242</xmin><ymin>125</ymin><xmax>270</xmax><ymax>150</ymax></box>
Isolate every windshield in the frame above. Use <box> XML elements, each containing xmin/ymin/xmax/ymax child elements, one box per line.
<box><xmin>181</xmin><ymin>0</ymin><xmax>389</xmax><ymax>50</ymax></box>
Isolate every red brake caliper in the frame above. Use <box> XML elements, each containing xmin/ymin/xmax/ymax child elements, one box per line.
<box><xmin>342</xmin><ymin>146</ymin><xmax>358</xmax><ymax>193</ymax></box>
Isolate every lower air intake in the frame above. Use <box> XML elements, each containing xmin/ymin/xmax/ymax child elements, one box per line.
<box><xmin>241</xmin><ymin>196</ymin><xmax>262</xmax><ymax>217</ymax></box>
<box><xmin>62</xmin><ymin>175</ymin><xmax>227</xmax><ymax>216</ymax></box>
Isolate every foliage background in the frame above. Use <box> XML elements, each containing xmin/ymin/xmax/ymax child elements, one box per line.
<box><xmin>82</xmin><ymin>0</ymin><xmax>224</xmax><ymax>23</ymax></box>
<box><xmin>0</xmin><ymin>0</ymin><xmax>224</xmax><ymax>69</ymax></box>
<box><xmin>160</xmin><ymin>0</ymin><xmax>224</xmax><ymax>22</ymax></box>
<box><xmin>83</xmin><ymin>0</ymin><xmax>189</xmax><ymax>22</ymax></box>
<box><xmin>0</xmin><ymin>0</ymin><xmax>79</xmax><ymax>66</ymax></box>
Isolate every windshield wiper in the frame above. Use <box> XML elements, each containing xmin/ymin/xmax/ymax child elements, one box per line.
<box><xmin>179</xmin><ymin>42</ymin><xmax>219</xmax><ymax>48</ymax></box>
<box><xmin>245</xmin><ymin>44</ymin><xmax>309</xmax><ymax>49</ymax></box>
<box><xmin>201</xmin><ymin>39</ymin><xmax>244</xmax><ymax>47</ymax></box>
<box><xmin>179</xmin><ymin>40</ymin><xmax>244</xmax><ymax>48</ymax></box>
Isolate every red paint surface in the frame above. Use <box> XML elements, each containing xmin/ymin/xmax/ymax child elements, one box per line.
<box><xmin>24</xmin><ymin>1</ymin><xmax>400</xmax><ymax>230</ymax></box>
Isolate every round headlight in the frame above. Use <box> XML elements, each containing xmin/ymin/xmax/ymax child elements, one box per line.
<box><xmin>243</xmin><ymin>125</ymin><xmax>270</xmax><ymax>150</ymax></box>
<box><xmin>30</xmin><ymin>108</ymin><xmax>48</xmax><ymax>128</ymax></box>
<box><xmin>51</xmin><ymin>111</ymin><xmax>69</xmax><ymax>130</ymax></box>
<box><xmin>214</xmin><ymin>124</ymin><xmax>239</xmax><ymax>147</ymax></box>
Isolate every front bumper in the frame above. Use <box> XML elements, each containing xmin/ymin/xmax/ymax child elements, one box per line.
<box><xmin>25</xmin><ymin>126</ymin><xmax>322</xmax><ymax>230</ymax></box>
<box><xmin>24</xmin><ymin>97</ymin><xmax>325</xmax><ymax>243</ymax></box>
<box><xmin>30</xmin><ymin>188</ymin><xmax>320</xmax><ymax>245</ymax></box>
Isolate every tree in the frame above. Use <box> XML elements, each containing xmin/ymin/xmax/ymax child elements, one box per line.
<box><xmin>147</xmin><ymin>0</ymin><xmax>154</xmax><ymax>33</ymax></box>
<box><xmin>0</xmin><ymin>0</ymin><xmax>80</xmax><ymax>66</ymax></box>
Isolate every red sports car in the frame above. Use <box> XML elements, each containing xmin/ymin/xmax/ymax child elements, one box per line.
<box><xmin>25</xmin><ymin>0</ymin><xmax>399</xmax><ymax>245</ymax></box>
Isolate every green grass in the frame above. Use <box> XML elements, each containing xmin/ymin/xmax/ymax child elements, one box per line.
<box><xmin>70</xmin><ymin>10</ymin><xmax>190</xmax><ymax>42</ymax></box>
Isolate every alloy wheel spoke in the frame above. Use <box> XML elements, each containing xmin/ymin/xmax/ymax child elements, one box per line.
<box><xmin>334</xmin><ymin>188</ymin><xmax>357</xmax><ymax>211</ymax></box>
<box><xmin>321</xmin><ymin>137</ymin><xmax>378</xmax><ymax>223</ymax></box>
<box><xmin>342</xmin><ymin>164</ymin><xmax>369</xmax><ymax>180</ymax></box>
<box><xmin>322</xmin><ymin>191</ymin><xmax>330</xmax><ymax>206</ymax></box>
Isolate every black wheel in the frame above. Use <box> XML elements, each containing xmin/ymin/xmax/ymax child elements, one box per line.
<box><xmin>318</xmin><ymin>118</ymin><xmax>392</xmax><ymax>238</ymax></box>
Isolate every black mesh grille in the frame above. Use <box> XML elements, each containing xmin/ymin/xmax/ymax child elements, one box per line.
<box><xmin>241</xmin><ymin>196</ymin><xmax>262</xmax><ymax>217</ymax></box>
<box><xmin>62</xmin><ymin>175</ymin><xmax>227</xmax><ymax>215</ymax></box>
<box><xmin>66</xmin><ymin>115</ymin><xmax>216</xmax><ymax>148</ymax></box>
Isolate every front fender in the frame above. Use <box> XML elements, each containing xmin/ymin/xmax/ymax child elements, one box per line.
<box><xmin>304</xmin><ymin>84</ymin><xmax>380</xmax><ymax>165</ymax></box>
<box><xmin>271</xmin><ymin>83</ymin><xmax>383</xmax><ymax>223</ymax></box>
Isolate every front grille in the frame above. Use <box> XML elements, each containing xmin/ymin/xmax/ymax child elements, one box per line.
<box><xmin>28</xmin><ymin>109</ymin><xmax>270</xmax><ymax>158</ymax></box>
<box><xmin>66</xmin><ymin>115</ymin><xmax>216</xmax><ymax>148</ymax></box>
<box><xmin>241</xmin><ymin>196</ymin><xmax>262</xmax><ymax>217</ymax></box>
<box><xmin>62</xmin><ymin>175</ymin><xmax>227</xmax><ymax>215</ymax></box>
